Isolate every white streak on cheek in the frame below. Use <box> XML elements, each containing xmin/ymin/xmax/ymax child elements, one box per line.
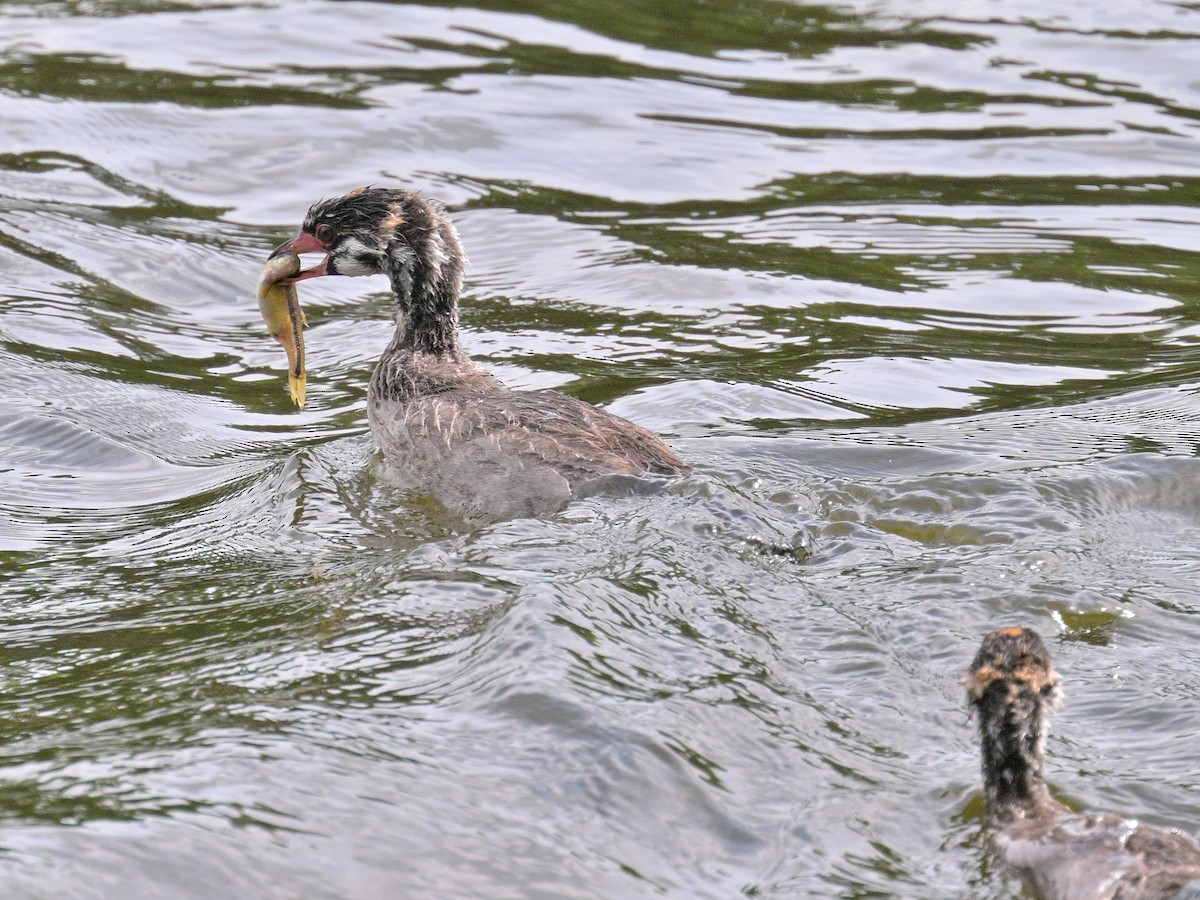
<box><xmin>334</xmin><ymin>236</ymin><xmax>384</xmax><ymax>276</ymax></box>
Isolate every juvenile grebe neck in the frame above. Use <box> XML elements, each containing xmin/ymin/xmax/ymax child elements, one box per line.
<box><xmin>378</xmin><ymin>196</ymin><xmax>464</xmax><ymax>359</ymax></box>
<box><xmin>965</xmin><ymin>626</ymin><xmax>1060</xmax><ymax>826</ymax></box>
<box><xmin>369</xmin><ymin>196</ymin><xmax>484</xmax><ymax>402</ymax></box>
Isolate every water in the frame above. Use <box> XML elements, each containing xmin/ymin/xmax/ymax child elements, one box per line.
<box><xmin>2</xmin><ymin>0</ymin><xmax>1200</xmax><ymax>896</ymax></box>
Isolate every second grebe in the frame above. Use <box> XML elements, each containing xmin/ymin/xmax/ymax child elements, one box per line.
<box><xmin>965</xmin><ymin>627</ymin><xmax>1200</xmax><ymax>899</ymax></box>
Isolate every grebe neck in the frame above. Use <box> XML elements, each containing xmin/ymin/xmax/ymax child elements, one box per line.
<box><xmin>978</xmin><ymin>685</ymin><xmax>1054</xmax><ymax>824</ymax></box>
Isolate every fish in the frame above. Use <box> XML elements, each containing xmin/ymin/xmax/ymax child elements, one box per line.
<box><xmin>257</xmin><ymin>251</ymin><xmax>307</xmax><ymax>408</ymax></box>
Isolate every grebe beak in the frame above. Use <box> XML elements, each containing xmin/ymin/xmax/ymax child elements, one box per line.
<box><xmin>269</xmin><ymin>232</ymin><xmax>330</xmax><ymax>282</ymax></box>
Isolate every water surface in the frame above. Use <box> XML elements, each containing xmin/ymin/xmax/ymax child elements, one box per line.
<box><xmin>2</xmin><ymin>0</ymin><xmax>1200</xmax><ymax>896</ymax></box>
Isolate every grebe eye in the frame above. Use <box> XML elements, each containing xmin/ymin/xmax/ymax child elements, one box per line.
<box><xmin>315</xmin><ymin>223</ymin><xmax>335</xmax><ymax>243</ymax></box>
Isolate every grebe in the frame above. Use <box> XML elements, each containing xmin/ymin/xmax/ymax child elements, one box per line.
<box><xmin>269</xmin><ymin>187</ymin><xmax>689</xmax><ymax>520</ymax></box>
<box><xmin>965</xmin><ymin>627</ymin><xmax>1200</xmax><ymax>899</ymax></box>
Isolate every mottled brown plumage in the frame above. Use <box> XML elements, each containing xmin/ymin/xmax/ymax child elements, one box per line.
<box><xmin>965</xmin><ymin>627</ymin><xmax>1200</xmax><ymax>899</ymax></box>
<box><xmin>270</xmin><ymin>187</ymin><xmax>688</xmax><ymax>519</ymax></box>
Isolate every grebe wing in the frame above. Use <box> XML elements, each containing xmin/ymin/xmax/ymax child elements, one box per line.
<box><xmin>377</xmin><ymin>387</ymin><xmax>687</xmax><ymax>482</ymax></box>
<box><xmin>1001</xmin><ymin>814</ymin><xmax>1200</xmax><ymax>900</ymax></box>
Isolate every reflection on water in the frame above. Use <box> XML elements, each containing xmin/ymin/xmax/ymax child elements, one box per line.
<box><xmin>3</xmin><ymin>0</ymin><xmax>1200</xmax><ymax>896</ymax></box>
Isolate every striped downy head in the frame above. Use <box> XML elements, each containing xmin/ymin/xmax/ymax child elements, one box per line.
<box><xmin>269</xmin><ymin>187</ymin><xmax>466</xmax><ymax>354</ymax></box>
<box><xmin>965</xmin><ymin>626</ymin><xmax>1062</xmax><ymax>823</ymax></box>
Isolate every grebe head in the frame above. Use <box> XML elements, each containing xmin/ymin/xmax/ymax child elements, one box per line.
<box><xmin>270</xmin><ymin>187</ymin><xmax>467</xmax><ymax>355</ymax></box>
<box><xmin>965</xmin><ymin>626</ymin><xmax>1060</xmax><ymax>710</ymax></box>
<box><xmin>269</xmin><ymin>187</ymin><xmax>464</xmax><ymax>294</ymax></box>
<box><xmin>966</xmin><ymin>626</ymin><xmax>1062</xmax><ymax>823</ymax></box>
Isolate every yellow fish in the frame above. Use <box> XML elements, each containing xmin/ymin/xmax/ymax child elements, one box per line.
<box><xmin>257</xmin><ymin>251</ymin><xmax>307</xmax><ymax>408</ymax></box>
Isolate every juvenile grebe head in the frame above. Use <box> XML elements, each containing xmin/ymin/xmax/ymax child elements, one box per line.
<box><xmin>271</xmin><ymin>187</ymin><xmax>466</xmax><ymax>355</ymax></box>
<box><xmin>965</xmin><ymin>626</ymin><xmax>1061</xmax><ymax>824</ymax></box>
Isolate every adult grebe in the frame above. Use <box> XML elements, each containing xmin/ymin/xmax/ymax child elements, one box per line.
<box><xmin>965</xmin><ymin>627</ymin><xmax>1200</xmax><ymax>899</ymax></box>
<box><xmin>269</xmin><ymin>187</ymin><xmax>689</xmax><ymax>520</ymax></box>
